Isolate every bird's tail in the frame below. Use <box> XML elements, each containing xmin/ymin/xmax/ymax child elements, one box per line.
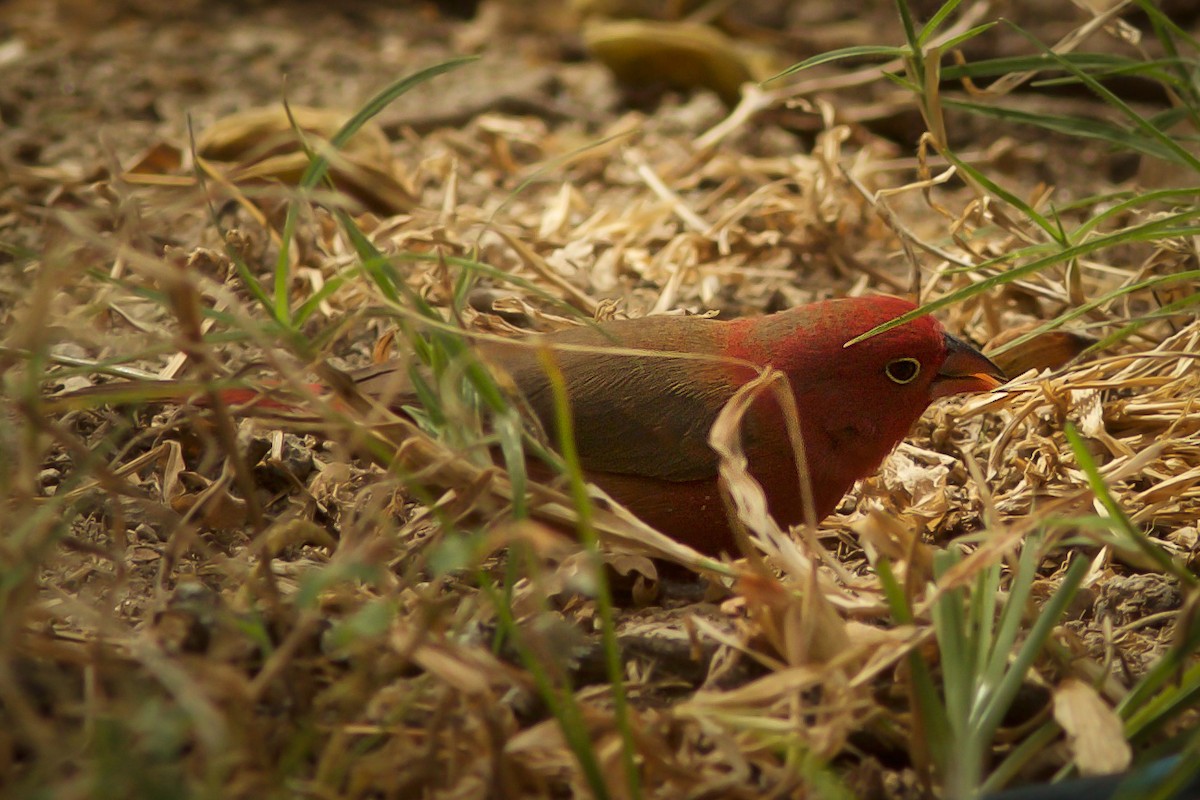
<box><xmin>44</xmin><ymin>377</ymin><xmax>324</xmax><ymax>417</ymax></box>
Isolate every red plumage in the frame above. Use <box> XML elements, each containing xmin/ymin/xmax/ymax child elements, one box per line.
<box><xmin>62</xmin><ymin>296</ymin><xmax>1004</xmax><ymax>555</ymax></box>
<box><xmin>346</xmin><ymin>296</ymin><xmax>1003</xmax><ymax>554</ymax></box>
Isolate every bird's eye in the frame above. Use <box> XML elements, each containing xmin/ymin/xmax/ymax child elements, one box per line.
<box><xmin>885</xmin><ymin>357</ymin><xmax>921</xmax><ymax>384</ymax></box>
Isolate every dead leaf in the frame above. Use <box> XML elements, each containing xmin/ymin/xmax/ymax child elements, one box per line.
<box><xmin>583</xmin><ymin>19</ymin><xmax>775</xmax><ymax>104</ymax></box>
<box><xmin>196</xmin><ymin>105</ymin><xmax>390</xmax><ymax>164</ymax></box>
<box><xmin>1052</xmin><ymin>677</ymin><xmax>1131</xmax><ymax>776</ymax></box>
<box><xmin>262</xmin><ymin>518</ymin><xmax>338</xmax><ymax>556</ymax></box>
<box><xmin>124</xmin><ymin>141</ymin><xmax>184</xmax><ymax>176</ymax></box>
<box><xmin>984</xmin><ymin>325</ymin><xmax>1096</xmax><ymax>376</ymax></box>
<box><xmin>195</xmin><ymin>105</ymin><xmax>415</xmax><ymax>214</ymax></box>
<box><xmin>171</xmin><ymin>487</ymin><xmax>249</xmax><ymax>531</ymax></box>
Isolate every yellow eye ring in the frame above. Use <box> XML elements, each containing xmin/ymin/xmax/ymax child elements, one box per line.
<box><xmin>885</xmin><ymin>357</ymin><xmax>921</xmax><ymax>384</ymax></box>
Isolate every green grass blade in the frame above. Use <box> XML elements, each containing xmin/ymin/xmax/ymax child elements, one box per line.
<box><xmin>974</xmin><ymin>555</ymin><xmax>1088</xmax><ymax>737</ymax></box>
<box><xmin>1007</xmin><ymin>21</ymin><xmax>1200</xmax><ymax>173</ymax></box>
<box><xmin>894</xmin><ymin>0</ymin><xmax>925</xmax><ymax>80</ymax></box>
<box><xmin>917</xmin><ymin>0</ymin><xmax>968</xmax><ymax>46</ymax></box>
<box><xmin>765</xmin><ymin>46</ymin><xmax>906</xmax><ymax>83</ymax></box>
<box><xmin>936</xmin><ymin>22</ymin><xmax>998</xmax><ymax>53</ymax></box>
<box><xmin>877</xmin><ymin>559</ymin><xmax>952</xmax><ymax>777</ymax></box>
<box><xmin>935</xmin><ymin>143</ymin><xmax>1062</xmax><ymax>240</ymax></box>
<box><xmin>942</xmin><ymin>98</ymin><xmax>1185</xmax><ymax>163</ymax></box>
<box><xmin>540</xmin><ymin>351</ymin><xmax>643</xmax><ymax>800</ymax></box>
<box><xmin>846</xmin><ymin>217</ymin><xmax>1200</xmax><ymax>347</ymax></box>
<box><xmin>1065</xmin><ymin>423</ymin><xmax>1199</xmax><ymax>587</ymax></box>
<box><xmin>300</xmin><ymin>56</ymin><xmax>479</xmax><ymax>191</ymax></box>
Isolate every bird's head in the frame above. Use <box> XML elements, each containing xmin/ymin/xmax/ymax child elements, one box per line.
<box><xmin>829</xmin><ymin>295</ymin><xmax>1005</xmax><ymax>402</ymax></box>
<box><xmin>740</xmin><ymin>295</ymin><xmax>1005</xmax><ymax>460</ymax></box>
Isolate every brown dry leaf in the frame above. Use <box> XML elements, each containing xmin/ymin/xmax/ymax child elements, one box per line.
<box><xmin>505</xmin><ymin>705</ymin><xmax>637</xmax><ymax>793</ymax></box>
<box><xmin>984</xmin><ymin>324</ymin><xmax>1096</xmax><ymax>376</ymax></box>
<box><xmin>735</xmin><ymin>572</ymin><xmax>849</xmax><ymax>667</ymax></box>
<box><xmin>601</xmin><ymin>549</ymin><xmax>658</xmax><ymax>581</ymax></box>
<box><xmin>160</xmin><ymin>439</ymin><xmax>187</xmax><ymax>503</ymax></box>
<box><xmin>123</xmin><ymin>141</ymin><xmax>185</xmax><ymax>180</ymax></box>
<box><xmin>262</xmin><ymin>518</ymin><xmax>338</xmax><ymax>556</ymax></box>
<box><xmin>409</xmin><ymin>642</ymin><xmax>507</xmax><ymax>698</ymax></box>
<box><xmin>877</xmin><ymin>444</ymin><xmax>954</xmax><ymax>528</ymax></box>
<box><xmin>227</xmin><ymin>151</ymin><xmax>415</xmax><ymax>215</ymax></box>
<box><xmin>195</xmin><ymin>105</ymin><xmax>415</xmax><ymax>214</ymax></box>
<box><xmin>706</xmin><ymin>367</ymin><xmax>794</xmax><ymax>556</ymax></box>
<box><xmin>706</xmin><ymin>368</ymin><xmax>859</xmax><ymax>593</ymax></box>
<box><xmin>196</xmin><ymin>105</ymin><xmax>390</xmax><ymax>163</ymax></box>
<box><xmin>852</xmin><ymin>508</ymin><xmax>935</xmax><ymax>590</ymax></box>
<box><xmin>171</xmin><ymin>486</ymin><xmax>249</xmax><ymax>531</ymax></box>
<box><xmin>484</xmin><ymin>518</ymin><xmax>579</xmax><ymax>562</ymax></box>
<box><xmin>708</xmin><ymin>369</ymin><xmax>854</xmax><ymax>664</ymax></box>
<box><xmin>688</xmin><ymin>664</ymin><xmax>827</xmax><ymax>708</ymax></box>
<box><xmin>1052</xmin><ymin>677</ymin><xmax>1131</xmax><ymax>776</ymax></box>
<box><xmin>583</xmin><ymin>19</ymin><xmax>775</xmax><ymax>104</ymax></box>
<box><xmin>680</xmin><ymin>663</ymin><xmax>861</xmax><ymax>762</ymax></box>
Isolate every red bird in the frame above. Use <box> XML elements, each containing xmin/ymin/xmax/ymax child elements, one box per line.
<box><xmin>346</xmin><ymin>295</ymin><xmax>1003</xmax><ymax>555</ymax></box>
<box><xmin>64</xmin><ymin>296</ymin><xmax>1004</xmax><ymax>556</ymax></box>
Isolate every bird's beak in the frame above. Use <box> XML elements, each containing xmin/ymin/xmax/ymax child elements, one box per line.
<box><xmin>931</xmin><ymin>333</ymin><xmax>1007</xmax><ymax>399</ymax></box>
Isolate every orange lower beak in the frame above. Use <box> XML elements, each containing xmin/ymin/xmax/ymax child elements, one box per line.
<box><xmin>932</xmin><ymin>333</ymin><xmax>1007</xmax><ymax>399</ymax></box>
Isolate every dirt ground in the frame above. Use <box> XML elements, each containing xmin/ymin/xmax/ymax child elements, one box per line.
<box><xmin>4</xmin><ymin>1</ymin><xmax>1200</xmax><ymax>798</ymax></box>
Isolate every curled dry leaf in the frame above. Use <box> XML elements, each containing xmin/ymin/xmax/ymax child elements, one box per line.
<box><xmin>851</xmin><ymin>508</ymin><xmax>934</xmax><ymax>590</ymax></box>
<box><xmin>1052</xmin><ymin>677</ymin><xmax>1131</xmax><ymax>776</ymax></box>
<box><xmin>708</xmin><ymin>369</ymin><xmax>854</xmax><ymax>665</ymax></box>
<box><xmin>167</xmin><ymin>466</ymin><xmax>249</xmax><ymax>532</ymax></box>
<box><xmin>262</xmin><ymin>518</ymin><xmax>338</xmax><ymax>557</ymax></box>
<box><xmin>877</xmin><ymin>445</ymin><xmax>953</xmax><ymax>529</ymax></box>
<box><xmin>583</xmin><ymin>19</ymin><xmax>776</xmax><ymax>105</ymax></box>
<box><xmin>123</xmin><ymin>141</ymin><xmax>187</xmax><ymax>184</ymax></box>
<box><xmin>196</xmin><ymin>105</ymin><xmax>391</xmax><ymax>163</ymax></box>
<box><xmin>195</xmin><ymin>105</ymin><xmax>416</xmax><ymax>215</ymax></box>
<box><xmin>983</xmin><ymin>323</ymin><xmax>1097</xmax><ymax>377</ymax></box>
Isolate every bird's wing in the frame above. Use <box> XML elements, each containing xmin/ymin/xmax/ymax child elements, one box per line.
<box><xmin>485</xmin><ymin>318</ymin><xmax>746</xmax><ymax>483</ymax></box>
<box><xmin>348</xmin><ymin>318</ymin><xmax>750</xmax><ymax>483</ymax></box>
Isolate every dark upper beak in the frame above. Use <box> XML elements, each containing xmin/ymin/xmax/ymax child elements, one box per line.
<box><xmin>932</xmin><ymin>333</ymin><xmax>1007</xmax><ymax>399</ymax></box>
